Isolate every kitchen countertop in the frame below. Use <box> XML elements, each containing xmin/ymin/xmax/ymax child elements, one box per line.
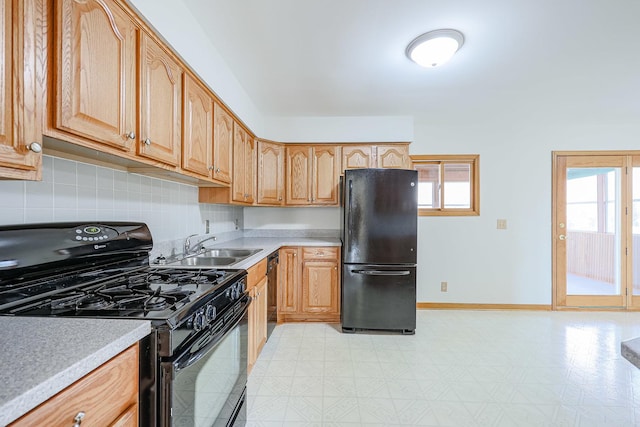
<box><xmin>621</xmin><ymin>337</ymin><xmax>640</xmax><ymax>370</ymax></box>
<box><xmin>0</xmin><ymin>317</ymin><xmax>150</xmax><ymax>426</ymax></box>
<box><xmin>163</xmin><ymin>236</ymin><xmax>342</xmax><ymax>270</ymax></box>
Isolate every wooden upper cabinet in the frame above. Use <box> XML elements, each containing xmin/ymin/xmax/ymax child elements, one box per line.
<box><xmin>0</xmin><ymin>0</ymin><xmax>42</xmax><ymax>180</ymax></box>
<box><xmin>182</xmin><ymin>73</ymin><xmax>213</xmax><ymax>178</ymax></box>
<box><xmin>212</xmin><ymin>103</ymin><xmax>233</xmax><ymax>184</ymax></box>
<box><xmin>286</xmin><ymin>145</ymin><xmax>339</xmax><ymax>206</ymax></box>
<box><xmin>376</xmin><ymin>144</ymin><xmax>412</xmax><ymax>169</ymax></box>
<box><xmin>138</xmin><ymin>33</ymin><xmax>182</xmax><ymax>166</ymax></box>
<box><xmin>55</xmin><ymin>0</ymin><xmax>137</xmax><ymax>151</ymax></box>
<box><xmin>312</xmin><ymin>145</ymin><xmax>339</xmax><ymax>205</ymax></box>
<box><xmin>285</xmin><ymin>145</ymin><xmax>313</xmax><ymax>205</ymax></box>
<box><xmin>257</xmin><ymin>140</ymin><xmax>284</xmax><ymax>205</ymax></box>
<box><xmin>342</xmin><ymin>145</ymin><xmax>374</xmax><ymax>170</ymax></box>
<box><xmin>231</xmin><ymin>123</ymin><xmax>255</xmax><ymax>203</ymax></box>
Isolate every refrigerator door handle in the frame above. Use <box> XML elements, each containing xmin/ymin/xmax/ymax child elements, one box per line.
<box><xmin>345</xmin><ymin>179</ymin><xmax>353</xmax><ymax>249</ymax></box>
<box><xmin>352</xmin><ymin>269</ymin><xmax>411</xmax><ymax>276</ymax></box>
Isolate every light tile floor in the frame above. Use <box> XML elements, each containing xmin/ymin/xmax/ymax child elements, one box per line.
<box><xmin>246</xmin><ymin>310</ymin><xmax>640</xmax><ymax>426</ymax></box>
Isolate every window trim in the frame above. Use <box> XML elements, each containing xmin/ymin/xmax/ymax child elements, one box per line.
<box><xmin>411</xmin><ymin>154</ymin><xmax>480</xmax><ymax>216</ymax></box>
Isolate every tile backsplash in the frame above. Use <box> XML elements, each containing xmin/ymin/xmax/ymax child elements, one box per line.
<box><xmin>0</xmin><ymin>155</ymin><xmax>243</xmax><ymax>244</ymax></box>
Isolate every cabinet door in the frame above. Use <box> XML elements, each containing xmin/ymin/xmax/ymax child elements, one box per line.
<box><xmin>285</xmin><ymin>146</ymin><xmax>312</xmax><ymax>205</ymax></box>
<box><xmin>257</xmin><ymin>140</ymin><xmax>284</xmax><ymax>205</ymax></box>
<box><xmin>56</xmin><ymin>0</ymin><xmax>137</xmax><ymax>151</ymax></box>
<box><xmin>232</xmin><ymin>124</ymin><xmax>254</xmax><ymax>203</ymax></box>
<box><xmin>0</xmin><ymin>0</ymin><xmax>42</xmax><ymax>180</ymax></box>
<box><xmin>182</xmin><ymin>74</ymin><xmax>213</xmax><ymax>177</ymax></box>
<box><xmin>246</xmin><ymin>137</ymin><xmax>256</xmax><ymax>203</ymax></box>
<box><xmin>301</xmin><ymin>247</ymin><xmax>340</xmax><ymax>315</ymax></box>
<box><xmin>278</xmin><ymin>248</ymin><xmax>300</xmax><ymax>313</ymax></box>
<box><xmin>138</xmin><ymin>33</ymin><xmax>182</xmax><ymax>166</ymax></box>
<box><xmin>376</xmin><ymin>145</ymin><xmax>411</xmax><ymax>169</ymax></box>
<box><xmin>342</xmin><ymin>145</ymin><xmax>374</xmax><ymax>170</ymax></box>
<box><xmin>212</xmin><ymin>103</ymin><xmax>233</xmax><ymax>184</ymax></box>
<box><xmin>312</xmin><ymin>145</ymin><xmax>339</xmax><ymax>205</ymax></box>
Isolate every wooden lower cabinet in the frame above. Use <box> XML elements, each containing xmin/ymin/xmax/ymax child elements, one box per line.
<box><xmin>10</xmin><ymin>344</ymin><xmax>139</xmax><ymax>426</ymax></box>
<box><xmin>247</xmin><ymin>258</ymin><xmax>268</xmax><ymax>373</ymax></box>
<box><xmin>278</xmin><ymin>246</ymin><xmax>340</xmax><ymax>323</ymax></box>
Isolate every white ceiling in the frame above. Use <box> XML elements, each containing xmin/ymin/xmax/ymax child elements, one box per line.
<box><xmin>181</xmin><ymin>0</ymin><xmax>640</xmax><ymax>125</ymax></box>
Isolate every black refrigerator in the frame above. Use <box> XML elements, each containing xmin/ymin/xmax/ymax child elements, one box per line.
<box><xmin>341</xmin><ymin>168</ymin><xmax>418</xmax><ymax>334</ymax></box>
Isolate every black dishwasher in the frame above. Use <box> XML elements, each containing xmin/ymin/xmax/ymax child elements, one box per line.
<box><xmin>266</xmin><ymin>250</ymin><xmax>278</xmax><ymax>339</ymax></box>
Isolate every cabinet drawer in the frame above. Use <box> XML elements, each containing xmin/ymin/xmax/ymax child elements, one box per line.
<box><xmin>11</xmin><ymin>344</ymin><xmax>139</xmax><ymax>426</ymax></box>
<box><xmin>247</xmin><ymin>257</ymin><xmax>267</xmax><ymax>289</ymax></box>
<box><xmin>302</xmin><ymin>247</ymin><xmax>339</xmax><ymax>260</ymax></box>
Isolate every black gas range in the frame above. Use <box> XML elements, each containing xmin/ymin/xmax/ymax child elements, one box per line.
<box><xmin>0</xmin><ymin>222</ymin><xmax>249</xmax><ymax>427</ymax></box>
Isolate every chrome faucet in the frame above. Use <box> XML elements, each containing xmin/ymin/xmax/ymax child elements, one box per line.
<box><xmin>183</xmin><ymin>234</ymin><xmax>217</xmax><ymax>256</ymax></box>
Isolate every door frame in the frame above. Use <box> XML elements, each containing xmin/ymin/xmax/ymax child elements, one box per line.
<box><xmin>552</xmin><ymin>150</ymin><xmax>637</xmax><ymax>310</ymax></box>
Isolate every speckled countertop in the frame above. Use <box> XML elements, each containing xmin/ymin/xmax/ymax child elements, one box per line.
<box><xmin>158</xmin><ymin>236</ymin><xmax>342</xmax><ymax>270</ymax></box>
<box><xmin>0</xmin><ymin>317</ymin><xmax>150</xmax><ymax>426</ymax></box>
<box><xmin>622</xmin><ymin>337</ymin><xmax>640</xmax><ymax>370</ymax></box>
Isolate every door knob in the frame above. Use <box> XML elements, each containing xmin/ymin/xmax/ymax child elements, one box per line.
<box><xmin>126</xmin><ymin>131</ymin><xmax>136</xmax><ymax>140</ymax></box>
<box><xmin>143</xmin><ymin>138</ymin><xmax>151</xmax><ymax>146</ymax></box>
<box><xmin>559</xmin><ymin>234</ymin><xmax>567</xmax><ymax>240</ymax></box>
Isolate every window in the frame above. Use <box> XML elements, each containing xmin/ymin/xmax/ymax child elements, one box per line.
<box><xmin>411</xmin><ymin>154</ymin><xmax>479</xmax><ymax>216</ymax></box>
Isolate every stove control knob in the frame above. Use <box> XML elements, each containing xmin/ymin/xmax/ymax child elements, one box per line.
<box><xmin>193</xmin><ymin>311</ymin><xmax>205</xmax><ymax>331</ymax></box>
<box><xmin>205</xmin><ymin>304</ymin><xmax>216</xmax><ymax>322</ymax></box>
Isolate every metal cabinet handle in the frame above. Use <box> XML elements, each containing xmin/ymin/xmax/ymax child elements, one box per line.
<box><xmin>126</xmin><ymin>131</ymin><xmax>136</xmax><ymax>139</ymax></box>
<box><xmin>72</xmin><ymin>411</ymin><xmax>85</xmax><ymax>427</ymax></box>
<box><xmin>208</xmin><ymin>165</ymin><xmax>214</xmax><ymax>170</ymax></box>
<box><xmin>559</xmin><ymin>234</ymin><xmax>567</xmax><ymax>240</ymax></box>
<box><xmin>216</xmin><ymin>167</ymin><xmax>221</xmax><ymax>173</ymax></box>
<box><xmin>352</xmin><ymin>269</ymin><xmax>411</xmax><ymax>276</ymax></box>
<box><xmin>27</xmin><ymin>142</ymin><xmax>42</xmax><ymax>153</ymax></box>
<box><xmin>143</xmin><ymin>138</ymin><xmax>151</xmax><ymax>146</ymax></box>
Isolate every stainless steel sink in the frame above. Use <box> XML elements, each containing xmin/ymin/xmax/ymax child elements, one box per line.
<box><xmin>171</xmin><ymin>248</ymin><xmax>263</xmax><ymax>268</ymax></box>
<box><xmin>179</xmin><ymin>256</ymin><xmax>237</xmax><ymax>267</ymax></box>
<box><xmin>199</xmin><ymin>248</ymin><xmax>262</xmax><ymax>258</ymax></box>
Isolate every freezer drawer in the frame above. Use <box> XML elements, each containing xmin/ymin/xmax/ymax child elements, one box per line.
<box><xmin>341</xmin><ymin>264</ymin><xmax>416</xmax><ymax>334</ymax></box>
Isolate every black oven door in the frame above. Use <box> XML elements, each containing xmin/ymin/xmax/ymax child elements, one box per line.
<box><xmin>160</xmin><ymin>295</ymin><xmax>250</xmax><ymax>427</ymax></box>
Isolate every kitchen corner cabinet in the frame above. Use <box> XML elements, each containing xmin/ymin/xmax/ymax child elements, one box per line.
<box><xmin>247</xmin><ymin>258</ymin><xmax>268</xmax><ymax>373</ymax></box>
<box><xmin>257</xmin><ymin>140</ymin><xmax>284</xmax><ymax>205</ymax></box>
<box><xmin>376</xmin><ymin>144</ymin><xmax>412</xmax><ymax>169</ymax></box>
<box><xmin>212</xmin><ymin>103</ymin><xmax>233</xmax><ymax>184</ymax></box>
<box><xmin>10</xmin><ymin>344</ymin><xmax>139</xmax><ymax>427</ymax></box>
<box><xmin>55</xmin><ymin>0</ymin><xmax>138</xmax><ymax>152</ymax></box>
<box><xmin>182</xmin><ymin>73</ymin><xmax>213</xmax><ymax>178</ymax></box>
<box><xmin>137</xmin><ymin>33</ymin><xmax>182</xmax><ymax>166</ymax></box>
<box><xmin>232</xmin><ymin>124</ymin><xmax>255</xmax><ymax>204</ymax></box>
<box><xmin>0</xmin><ymin>0</ymin><xmax>43</xmax><ymax>180</ymax></box>
<box><xmin>278</xmin><ymin>246</ymin><xmax>340</xmax><ymax>323</ymax></box>
<box><xmin>285</xmin><ymin>145</ymin><xmax>340</xmax><ymax>206</ymax></box>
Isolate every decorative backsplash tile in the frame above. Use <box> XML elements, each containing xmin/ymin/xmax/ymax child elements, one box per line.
<box><xmin>0</xmin><ymin>155</ymin><xmax>243</xmax><ymax>244</ymax></box>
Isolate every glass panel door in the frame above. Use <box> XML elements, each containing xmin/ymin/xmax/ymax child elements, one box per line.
<box><xmin>554</xmin><ymin>155</ymin><xmax>627</xmax><ymax>308</ymax></box>
<box><xmin>631</xmin><ymin>157</ymin><xmax>640</xmax><ymax>306</ymax></box>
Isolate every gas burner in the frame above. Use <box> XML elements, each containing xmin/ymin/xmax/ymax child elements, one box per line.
<box><xmin>77</xmin><ymin>294</ymin><xmax>111</xmax><ymax>310</ymax></box>
<box><xmin>145</xmin><ymin>296</ymin><xmax>168</xmax><ymax>310</ymax></box>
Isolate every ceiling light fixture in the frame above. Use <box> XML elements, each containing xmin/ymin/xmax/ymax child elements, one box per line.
<box><xmin>406</xmin><ymin>29</ymin><xmax>464</xmax><ymax>68</ymax></box>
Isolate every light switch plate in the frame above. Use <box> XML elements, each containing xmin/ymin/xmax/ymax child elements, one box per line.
<box><xmin>497</xmin><ymin>219</ymin><xmax>507</xmax><ymax>229</ymax></box>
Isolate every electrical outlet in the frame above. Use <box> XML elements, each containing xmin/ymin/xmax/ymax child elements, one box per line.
<box><xmin>497</xmin><ymin>219</ymin><xmax>507</xmax><ymax>229</ymax></box>
<box><xmin>440</xmin><ymin>281</ymin><xmax>448</xmax><ymax>292</ymax></box>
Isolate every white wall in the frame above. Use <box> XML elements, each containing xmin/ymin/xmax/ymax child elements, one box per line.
<box><xmin>263</xmin><ymin>116</ymin><xmax>414</xmax><ymax>143</ymax></box>
<box><xmin>125</xmin><ymin>0</ymin><xmax>264</xmax><ymax>134</ymax></box>
<box><xmin>412</xmin><ymin>121</ymin><xmax>640</xmax><ymax>305</ymax></box>
<box><xmin>244</xmin><ymin>207</ymin><xmax>340</xmax><ymax>230</ymax></box>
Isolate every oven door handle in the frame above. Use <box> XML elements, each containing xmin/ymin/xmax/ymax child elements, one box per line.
<box><xmin>174</xmin><ymin>295</ymin><xmax>250</xmax><ymax>372</ymax></box>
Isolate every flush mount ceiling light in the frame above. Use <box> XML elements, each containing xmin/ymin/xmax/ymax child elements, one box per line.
<box><xmin>406</xmin><ymin>29</ymin><xmax>464</xmax><ymax>68</ymax></box>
